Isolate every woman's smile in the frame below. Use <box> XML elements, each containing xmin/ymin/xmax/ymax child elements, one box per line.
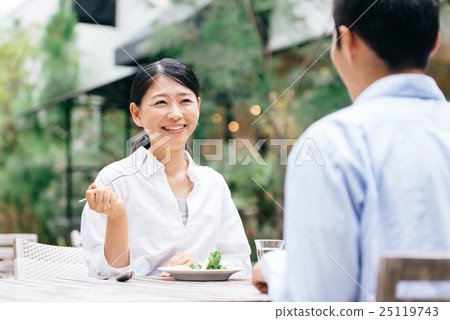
<box><xmin>130</xmin><ymin>74</ymin><xmax>201</xmax><ymax>150</ymax></box>
<box><xmin>161</xmin><ymin>124</ymin><xmax>187</xmax><ymax>134</ymax></box>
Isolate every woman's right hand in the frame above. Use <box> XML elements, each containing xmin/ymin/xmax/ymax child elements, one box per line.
<box><xmin>86</xmin><ymin>184</ymin><xmax>126</xmax><ymax>219</ymax></box>
<box><xmin>161</xmin><ymin>252</ymin><xmax>201</xmax><ymax>277</ymax></box>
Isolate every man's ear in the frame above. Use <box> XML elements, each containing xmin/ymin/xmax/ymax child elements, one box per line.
<box><xmin>429</xmin><ymin>32</ymin><xmax>441</xmax><ymax>58</ymax></box>
<box><xmin>130</xmin><ymin>102</ymin><xmax>143</xmax><ymax>127</ymax></box>
<box><xmin>337</xmin><ymin>25</ymin><xmax>358</xmax><ymax>61</ymax></box>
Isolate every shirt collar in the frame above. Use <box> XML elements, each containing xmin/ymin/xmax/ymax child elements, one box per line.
<box><xmin>129</xmin><ymin>147</ymin><xmax>200</xmax><ymax>180</ymax></box>
<box><xmin>353</xmin><ymin>74</ymin><xmax>446</xmax><ymax>105</ymax></box>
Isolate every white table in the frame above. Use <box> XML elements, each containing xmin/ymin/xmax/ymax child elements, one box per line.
<box><xmin>0</xmin><ymin>276</ymin><xmax>270</xmax><ymax>302</ymax></box>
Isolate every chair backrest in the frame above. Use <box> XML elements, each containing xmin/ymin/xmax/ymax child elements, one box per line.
<box><xmin>0</xmin><ymin>234</ymin><xmax>37</xmax><ymax>275</ymax></box>
<box><xmin>13</xmin><ymin>238</ymin><xmax>89</xmax><ymax>279</ymax></box>
<box><xmin>376</xmin><ymin>255</ymin><xmax>450</xmax><ymax>302</ymax></box>
<box><xmin>70</xmin><ymin>229</ymin><xmax>81</xmax><ymax>247</ymax></box>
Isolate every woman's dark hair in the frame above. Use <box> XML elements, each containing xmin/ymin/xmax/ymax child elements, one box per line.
<box><xmin>333</xmin><ymin>0</ymin><xmax>440</xmax><ymax>71</ymax></box>
<box><xmin>130</xmin><ymin>58</ymin><xmax>200</xmax><ymax>152</ymax></box>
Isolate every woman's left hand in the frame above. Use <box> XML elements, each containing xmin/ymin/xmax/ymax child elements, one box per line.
<box><xmin>161</xmin><ymin>252</ymin><xmax>201</xmax><ymax>277</ymax></box>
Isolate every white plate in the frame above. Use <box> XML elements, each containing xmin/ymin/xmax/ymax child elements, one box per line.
<box><xmin>158</xmin><ymin>267</ymin><xmax>244</xmax><ymax>281</ymax></box>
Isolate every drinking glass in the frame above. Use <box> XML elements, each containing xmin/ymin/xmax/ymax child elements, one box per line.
<box><xmin>254</xmin><ymin>239</ymin><xmax>284</xmax><ymax>261</ymax></box>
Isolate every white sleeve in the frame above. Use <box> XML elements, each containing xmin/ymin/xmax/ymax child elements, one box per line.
<box><xmin>216</xmin><ymin>174</ymin><xmax>252</xmax><ymax>274</ymax></box>
<box><xmin>80</xmin><ymin>170</ymin><xmax>134</xmax><ymax>278</ymax></box>
<box><xmin>261</xmin><ymin>250</ymin><xmax>287</xmax><ymax>300</ymax></box>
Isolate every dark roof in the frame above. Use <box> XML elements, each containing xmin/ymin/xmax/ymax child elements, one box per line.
<box><xmin>23</xmin><ymin>71</ymin><xmax>137</xmax><ymax>116</ymax></box>
<box><xmin>115</xmin><ymin>0</ymin><xmax>213</xmax><ymax>66</ymax></box>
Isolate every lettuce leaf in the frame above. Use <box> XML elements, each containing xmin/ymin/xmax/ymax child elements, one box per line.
<box><xmin>189</xmin><ymin>263</ymin><xmax>202</xmax><ymax>270</ymax></box>
<box><xmin>206</xmin><ymin>249</ymin><xmax>223</xmax><ymax>269</ymax></box>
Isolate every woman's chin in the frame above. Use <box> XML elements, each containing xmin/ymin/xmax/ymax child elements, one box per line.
<box><xmin>150</xmin><ymin>133</ymin><xmax>192</xmax><ymax>154</ymax></box>
<box><xmin>160</xmin><ymin>142</ymin><xmax>189</xmax><ymax>153</ymax></box>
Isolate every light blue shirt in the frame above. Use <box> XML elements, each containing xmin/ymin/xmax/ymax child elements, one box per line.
<box><xmin>263</xmin><ymin>74</ymin><xmax>450</xmax><ymax>301</ymax></box>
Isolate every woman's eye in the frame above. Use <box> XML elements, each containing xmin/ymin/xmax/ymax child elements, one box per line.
<box><xmin>181</xmin><ymin>99</ymin><xmax>192</xmax><ymax>104</ymax></box>
<box><xmin>154</xmin><ymin>100</ymin><xmax>166</xmax><ymax>105</ymax></box>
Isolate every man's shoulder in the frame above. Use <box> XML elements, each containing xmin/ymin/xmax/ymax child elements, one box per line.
<box><xmin>303</xmin><ymin>104</ymin><xmax>365</xmax><ymax>139</ymax></box>
<box><xmin>294</xmin><ymin>101</ymin><xmax>382</xmax><ymax>163</ymax></box>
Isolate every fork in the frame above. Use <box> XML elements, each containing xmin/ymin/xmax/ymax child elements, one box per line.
<box><xmin>78</xmin><ymin>155</ymin><xmax>148</xmax><ymax>203</ymax></box>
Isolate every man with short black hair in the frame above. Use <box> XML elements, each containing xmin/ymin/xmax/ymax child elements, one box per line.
<box><xmin>252</xmin><ymin>0</ymin><xmax>450</xmax><ymax>301</ymax></box>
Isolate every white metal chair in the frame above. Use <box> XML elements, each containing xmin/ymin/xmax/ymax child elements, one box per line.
<box><xmin>0</xmin><ymin>233</ymin><xmax>38</xmax><ymax>277</ymax></box>
<box><xmin>70</xmin><ymin>229</ymin><xmax>81</xmax><ymax>247</ymax></box>
<box><xmin>13</xmin><ymin>238</ymin><xmax>89</xmax><ymax>279</ymax></box>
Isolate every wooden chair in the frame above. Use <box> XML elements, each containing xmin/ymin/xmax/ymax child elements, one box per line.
<box><xmin>13</xmin><ymin>238</ymin><xmax>89</xmax><ymax>279</ymax></box>
<box><xmin>0</xmin><ymin>233</ymin><xmax>38</xmax><ymax>277</ymax></box>
<box><xmin>376</xmin><ymin>255</ymin><xmax>450</xmax><ymax>301</ymax></box>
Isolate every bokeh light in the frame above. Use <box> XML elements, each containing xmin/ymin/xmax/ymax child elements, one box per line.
<box><xmin>250</xmin><ymin>104</ymin><xmax>261</xmax><ymax>116</ymax></box>
<box><xmin>228</xmin><ymin>121</ymin><xmax>240</xmax><ymax>132</ymax></box>
<box><xmin>211</xmin><ymin>113</ymin><xmax>222</xmax><ymax>124</ymax></box>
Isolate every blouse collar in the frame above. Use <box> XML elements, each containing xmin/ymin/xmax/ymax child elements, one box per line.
<box><xmin>129</xmin><ymin>147</ymin><xmax>200</xmax><ymax>181</ymax></box>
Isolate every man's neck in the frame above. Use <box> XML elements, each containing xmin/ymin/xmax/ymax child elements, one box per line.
<box><xmin>350</xmin><ymin>66</ymin><xmax>425</xmax><ymax>101</ymax></box>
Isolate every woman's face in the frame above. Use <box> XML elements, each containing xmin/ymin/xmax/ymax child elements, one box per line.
<box><xmin>130</xmin><ymin>75</ymin><xmax>200</xmax><ymax>153</ymax></box>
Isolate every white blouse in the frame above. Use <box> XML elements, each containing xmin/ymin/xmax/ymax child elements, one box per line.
<box><xmin>80</xmin><ymin>147</ymin><xmax>252</xmax><ymax>278</ymax></box>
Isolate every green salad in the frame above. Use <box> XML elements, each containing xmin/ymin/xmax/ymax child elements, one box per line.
<box><xmin>189</xmin><ymin>249</ymin><xmax>228</xmax><ymax>270</ymax></box>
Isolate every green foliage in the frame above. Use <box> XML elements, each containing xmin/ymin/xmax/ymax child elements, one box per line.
<box><xmin>0</xmin><ymin>22</ymin><xmax>40</xmax><ymax>236</ymax></box>
<box><xmin>0</xmin><ymin>0</ymin><xmax>80</xmax><ymax>244</ymax></box>
<box><xmin>251</xmin><ymin>0</ymin><xmax>275</xmax><ymax>12</ymax></box>
<box><xmin>0</xmin><ymin>21</ymin><xmax>35</xmax><ymax>158</ymax></box>
<box><xmin>39</xmin><ymin>0</ymin><xmax>79</xmax><ymax>102</ymax></box>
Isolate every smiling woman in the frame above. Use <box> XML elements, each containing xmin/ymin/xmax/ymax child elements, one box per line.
<box><xmin>80</xmin><ymin>58</ymin><xmax>252</xmax><ymax>279</ymax></box>
<box><xmin>129</xmin><ymin>59</ymin><xmax>201</xmax><ymax>153</ymax></box>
